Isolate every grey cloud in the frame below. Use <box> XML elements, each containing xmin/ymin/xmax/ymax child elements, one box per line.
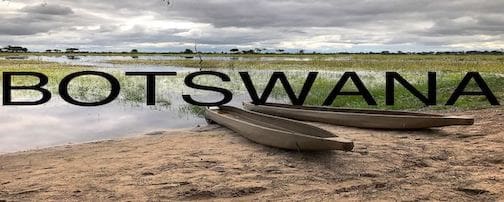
<box><xmin>420</xmin><ymin>15</ymin><xmax>504</xmax><ymax>37</ymax></box>
<box><xmin>0</xmin><ymin>2</ymin><xmax>105</xmax><ymax>36</ymax></box>
<box><xmin>62</xmin><ymin>25</ymin><xmax>190</xmax><ymax>46</ymax></box>
<box><xmin>2</xmin><ymin>0</ymin><xmax>504</xmax><ymax>51</ymax></box>
<box><xmin>0</xmin><ymin>14</ymin><xmax>59</xmax><ymax>35</ymax></box>
<box><xmin>0</xmin><ymin>22</ymin><xmax>52</xmax><ymax>35</ymax></box>
<box><xmin>165</xmin><ymin>0</ymin><xmax>429</xmax><ymax>28</ymax></box>
<box><xmin>21</xmin><ymin>3</ymin><xmax>74</xmax><ymax>15</ymax></box>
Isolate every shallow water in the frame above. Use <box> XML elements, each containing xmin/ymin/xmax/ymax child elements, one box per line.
<box><xmin>0</xmin><ymin>56</ymin><xmax>293</xmax><ymax>153</ymax></box>
<box><xmin>0</xmin><ymin>98</ymin><xmax>201</xmax><ymax>153</ymax></box>
<box><xmin>0</xmin><ymin>55</ymin><xmax>402</xmax><ymax>153</ymax></box>
<box><xmin>0</xmin><ymin>95</ymin><xmax>258</xmax><ymax>153</ymax></box>
<box><xmin>4</xmin><ymin>55</ymin><xmax>499</xmax><ymax>153</ymax></box>
<box><xmin>25</xmin><ymin>55</ymin><xmax>320</xmax><ymax>65</ymax></box>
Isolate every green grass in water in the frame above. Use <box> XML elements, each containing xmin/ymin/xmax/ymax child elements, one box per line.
<box><xmin>107</xmin><ymin>54</ymin><xmax>504</xmax><ymax>72</ymax></box>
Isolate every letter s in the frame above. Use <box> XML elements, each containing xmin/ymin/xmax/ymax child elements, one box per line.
<box><xmin>183</xmin><ymin>71</ymin><xmax>232</xmax><ymax>106</ymax></box>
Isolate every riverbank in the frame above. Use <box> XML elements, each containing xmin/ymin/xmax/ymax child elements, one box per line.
<box><xmin>1</xmin><ymin>108</ymin><xmax>503</xmax><ymax>201</ymax></box>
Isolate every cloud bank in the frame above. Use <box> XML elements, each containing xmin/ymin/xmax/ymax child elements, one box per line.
<box><xmin>1</xmin><ymin>0</ymin><xmax>504</xmax><ymax>52</ymax></box>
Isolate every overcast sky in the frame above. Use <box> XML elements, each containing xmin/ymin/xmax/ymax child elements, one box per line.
<box><xmin>1</xmin><ymin>0</ymin><xmax>504</xmax><ymax>52</ymax></box>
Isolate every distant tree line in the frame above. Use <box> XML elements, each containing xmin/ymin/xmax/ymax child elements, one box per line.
<box><xmin>335</xmin><ymin>50</ymin><xmax>504</xmax><ymax>55</ymax></box>
<box><xmin>0</xmin><ymin>46</ymin><xmax>86</xmax><ymax>53</ymax></box>
<box><xmin>2</xmin><ymin>44</ymin><xmax>504</xmax><ymax>55</ymax></box>
<box><xmin>221</xmin><ymin>48</ymin><xmax>504</xmax><ymax>55</ymax></box>
<box><xmin>0</xmin><ymin>45</ymin><xmax>28</xmax><ymax>53</ymax></box>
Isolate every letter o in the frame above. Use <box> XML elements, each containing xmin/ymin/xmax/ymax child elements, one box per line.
<box><xmin>59</xmin><ymin>71</ymin><xmax>120</xmax><ymax>106</ymax></box>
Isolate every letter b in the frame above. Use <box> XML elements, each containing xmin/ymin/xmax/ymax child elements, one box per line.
<box><xmin>2</xmin><ymin>72</ymin><xmax>52</xmax><ymax>105</ymax></box>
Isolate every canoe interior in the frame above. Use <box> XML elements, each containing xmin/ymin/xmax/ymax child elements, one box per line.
<box><xmin>214</xmin><ymin>106</ymin><xmax>336</xmax><ymax>138</ymax></box>
<box><xmin>254</xmin><ymin>102</ymin><xmax>442</xmax><ymax>117</ymax></box>
<box><xmin>243</xmin><ymin>102</ymin><xmax>474</xmax><ymax>129</ymax></box>
<box><xmin>205</xmin><ymin>106</ymin><xmax>354</xmax><ymax>151</ymax></box>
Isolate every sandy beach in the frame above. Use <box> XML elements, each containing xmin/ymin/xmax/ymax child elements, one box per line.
<box><xmin>1</xmin><ymin>108</ymin><xmax>503</xmax><ymax>201</ymax></box>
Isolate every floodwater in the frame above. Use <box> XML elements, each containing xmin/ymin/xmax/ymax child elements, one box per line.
<box><xmin>1</xmin><ymin>55</ymin><xmax>309</xmax><ymax>153</ymax></box>
<box><xmin>3</xmin><ymin>55</ymin><xmax>501</xmax><ymax>152</ymax></box>
<box><xmin>1</xmin><ymin>55</ymin><xmax>455</xmax><ymax>153</ymax></box>
<box><xmin>4</xmin><ymin>55</ymin><xmax>489</xmax><ymax>153</ymax></box>
<box><xmin>0</xmin><ymin>55</ymin><xmax>393</xmax><ymax>153</ymax></box>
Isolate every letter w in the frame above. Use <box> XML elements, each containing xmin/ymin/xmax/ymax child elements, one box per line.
<box><xmin>239</xmin><ymin>72</ymin><xmax>318</xmax><ymax>105</ymax></box>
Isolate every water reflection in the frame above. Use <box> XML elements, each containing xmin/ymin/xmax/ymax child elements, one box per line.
<box><xmin>0</xmin><ymin>98</ymin><xmax>200</xmax><ymax>153</ymax></box>
<box><xmin>26</xmin><ymin>55</ymin><xmax>338</xmax><ymax>64</ymax></box>
<box><xmin>0</xmin><ymin>55</ymin><xmax>373</xmax><ymax>153</ymax></box>
<box><xmin>5</xmin><ymin>56</ymin><xmax>29</xmax><ymax>60</ymax></box>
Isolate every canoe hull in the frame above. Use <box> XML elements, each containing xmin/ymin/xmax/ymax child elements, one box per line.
<box><xmin>243</xmin><ymin>103</ymin><xmax>474</xmax><ymax>130</ymax></box>
<box><xmin>205</xmin><ymin>106</ymin><xmax>353</xmax><ymax>151</ymax></box>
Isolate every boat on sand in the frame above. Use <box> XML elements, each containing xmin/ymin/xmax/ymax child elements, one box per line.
<box><xmin>243</xmin><ymin>102</ymin><xmax>474</xmax><ymax>130</ymax></box>
<box><xmin>204</xmin><ymin>106</ymin><xmax>354</xmax><ymax>151</ymax></box>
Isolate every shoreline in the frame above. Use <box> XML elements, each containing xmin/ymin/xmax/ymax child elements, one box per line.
<box><xmin>0</xmin><ymin>128</ymin><xmax>194</xmax><ymax>156</ymax></box>
<box><xmin>0</xmin><ymin>107</ymin><xmax>491</xmax><ymax>156</ymax></box>
<box><xmin>1</xmin><ymin>108</ymin><xmax>503</xmax><ymax>200</ymax></box>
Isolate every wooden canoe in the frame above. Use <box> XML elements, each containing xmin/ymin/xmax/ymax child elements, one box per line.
<box><xmin>204</xmin><ymin>106</ymin><xmax>354</xmax><ymax>151</ymax></box>
<box><xmin>243</xmin><ymin>102</ymin><xmax>474</xmax><ymax>130</ymax></box>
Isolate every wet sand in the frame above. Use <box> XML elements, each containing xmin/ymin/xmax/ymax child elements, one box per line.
<box><xmin>1</xmin><ymin>108</ymin><xmax>503</xmax><ymax>201</ymax></box>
